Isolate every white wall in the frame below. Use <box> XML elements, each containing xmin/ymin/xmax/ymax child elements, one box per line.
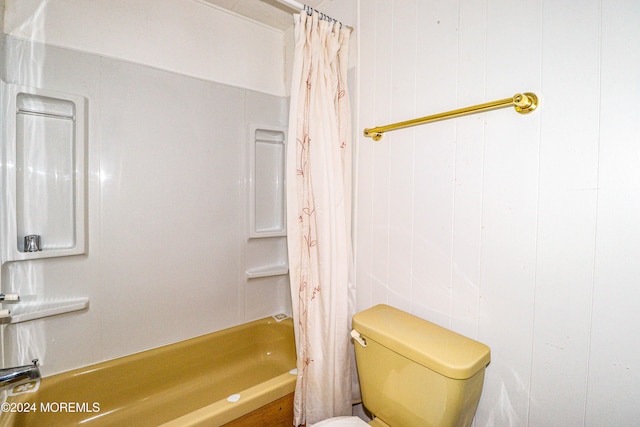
<box><xmin>355</xmin><ymin>0</ymin><xmax>640</xmax><ymax>425</ymax></box>
<box><xmin>1</xmin><ymin>1</ymin><xmax>290</xmax><ymax>376</ymax></box>
<box><xmin>3</xmin><ymin>0</ymin><xmax>286</xmax><ymax>96</ymax></box>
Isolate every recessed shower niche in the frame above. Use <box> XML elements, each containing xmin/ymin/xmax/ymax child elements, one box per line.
<box><xmin>249</xmin><ymin>125</ymin><xmax>286</xmax><ymax>238</ymax></box>
<box><xmin>2</xmin><ymin>83</ymin><xmax>86</xmax><ymax>261</ymax></box>
<box><xmin>246</xmin><ymin>124</ymin><xmax>288</xmax><ymax>281</ymax></box>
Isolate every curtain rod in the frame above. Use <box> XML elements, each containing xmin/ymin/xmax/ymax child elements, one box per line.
<box><xmin>274</xmin><ymin>0</ymin><xmax>353</xmax><ymax>31</ymax></box>
<box><xmin>363</xmin><ymin>92</ymin><xmax>539</xmax><ymax>141</ymax></box>
<box><xmin>274</xmin><ymin>0</ymin><xmax>305</xmax><ymax>10</ymax></box>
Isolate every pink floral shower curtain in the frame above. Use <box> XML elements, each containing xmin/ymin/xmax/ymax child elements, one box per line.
<box><xmin>286</xmin><ymin>11</ymin><xmax>354</xmax><ymax>426</ymax></box>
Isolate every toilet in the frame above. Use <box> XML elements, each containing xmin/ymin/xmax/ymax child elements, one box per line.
<box><xmin>313</xmin><ymin>304</ymin><xmax>491</xmax><ymax>427</ymax></box>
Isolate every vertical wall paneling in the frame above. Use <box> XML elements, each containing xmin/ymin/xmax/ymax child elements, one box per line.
<box><xmin>410</xmin><ymin>1</ymin><xmax>458</xmax><ymax>328</ymax></box>
<box><xmin>353</xmin><ymin>0</ymin><xmax>640</xmax><ymax>424</ymax></box>
<box><xmin>354</xmin><ymin>0</ymin><xmax>377</xmax><ymax>312</ymax></box>
<box><xmin>369</xmin><ymin>0</ymin><xmax>393</xmax><ymax>306</ymax></box>
<box><xmin>386</xmin><ymin>0</ymin><xmax>416</xmax><ymax>313</ymax></box>
<box><xmin>477</xmin><ymin>0</ymin><xmax>542</xmax><ymax>424</ymax></box>
<box><xmin>450</xmin><ymin>0</ymin><xmax>487</xmax><ymax>339</ymax></box>
<box><xmin>587</xmin><ymin>0</ymin><xmax>640</xmax><ymax>425</ymax></box>
<box><xmin>528</xmin><ymin>1</ymin><xmax>601</xmax><ymax>425</ymax></box>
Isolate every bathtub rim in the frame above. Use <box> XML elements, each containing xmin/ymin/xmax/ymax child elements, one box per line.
<box><xmin>159</xmin><ymin>370</ymin><xmax>296</xmax><ymax>427</ymax></box>
<box><xmin>1</xmin><ymin>315</ymin><xmax>297</xmax><ymax>426</ymax></box>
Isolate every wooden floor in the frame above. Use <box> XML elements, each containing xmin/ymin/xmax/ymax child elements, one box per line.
<box><xmin>222</xmin><ymin>392</ymin><xmax>296</xmax><ymax>427</ymax></box>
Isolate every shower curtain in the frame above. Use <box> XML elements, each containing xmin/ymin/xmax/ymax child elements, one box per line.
<box><xmin>286</xmin><ymin>11</ymin><xmax>354</xmax><ymax>426</ymax></box>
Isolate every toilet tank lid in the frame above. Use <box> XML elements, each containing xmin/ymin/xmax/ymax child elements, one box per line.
<box><xmin>352</xmin><ymin>305</ymin><xmax>491</xmax><ymax>380</ymax></box>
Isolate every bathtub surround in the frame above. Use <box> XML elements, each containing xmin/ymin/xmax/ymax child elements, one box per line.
<box><xmin>0</xmin><ymin>0</ymin><xmax>290</xmax><ymax>376</ymax></box>
<box><xmin>286</xmin><ymin>11</ymin><xmax>354</xmax><ymax>425</ymax></box>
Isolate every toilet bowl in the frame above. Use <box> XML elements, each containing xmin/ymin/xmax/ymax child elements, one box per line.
<box><xmin>310</xmin><ymin>416</ymin><xmax>370</xmax><ymax>426</ymax></box>
<box><xmin>315</xmin><ymin>304</ymin><xmax>491</xmax><ymax>427</ymax></box>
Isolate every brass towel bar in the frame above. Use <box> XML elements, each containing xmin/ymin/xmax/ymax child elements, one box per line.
<box><xmin>363</xmin><ymin>92</ymin><xmax>539</xmax><ymax>141</ymax></box>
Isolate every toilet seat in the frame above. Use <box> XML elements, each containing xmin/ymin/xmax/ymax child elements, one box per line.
<box><xmin>310</xmin><ymin>416</ymin><xmax>370</xmax><ymax>426</ymax></box>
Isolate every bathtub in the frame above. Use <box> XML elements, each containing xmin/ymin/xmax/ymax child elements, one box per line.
<box><xmin>0</xmin><ymin>316</ymin><xmax>297</xmax><ymax>426</ymax></box>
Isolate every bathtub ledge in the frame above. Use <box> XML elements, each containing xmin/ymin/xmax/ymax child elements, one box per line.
<box><xmin>4</xmin><ymin>297</ymin><xmax>89</xmax><ymax>324</ymax></box>
<box><xmin>159</xmin><ymin>371</ymin><xmax>296</xmax><ymax>427</ymax></box>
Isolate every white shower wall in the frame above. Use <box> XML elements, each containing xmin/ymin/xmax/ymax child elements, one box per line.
<box><xmin>4</xmin><ymin>0</ymin><xmax>286</xmax><ymax>96</ymax></box>
<box><xmin>1</xmin><ymin>1</ymin><xmax>290</xmax><ymax>376</ymax></box>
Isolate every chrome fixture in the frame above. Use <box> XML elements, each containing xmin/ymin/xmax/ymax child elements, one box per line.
<box><xmin>0</xmin><ymin>293</ymin><xmax>19</xmax><ymax>302</ymax></box>
<box><xmin>23</xmin><ymin>235</ymin><xmax>42</xmax><ymax>252</ymax></box>
<box><xmin>0</xmin><ymin>359</ymin><xmax>40</xmax><ymax>386</ymax></box>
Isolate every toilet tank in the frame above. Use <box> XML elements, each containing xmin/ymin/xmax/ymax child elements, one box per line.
<box><xmin>352</xmin><ymin>305</ymin><xmax>491</xmax><ymax>427</ymax></box>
